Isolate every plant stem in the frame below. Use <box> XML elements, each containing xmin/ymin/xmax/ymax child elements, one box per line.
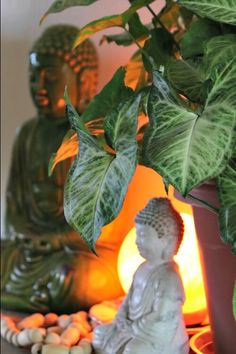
<box><xmin>123</xmin><ymin>26</ymin><xmax>156</xmax><ymax>70</ymax></box>
<box><xmin>146</xmin><ymin>4</ymin><xmax>180</xmax><ymax>50</ymax></box>
<box><xmin>188</xmin><ymin>193</ymin><xmax>219</xmax><ymax>215</ymax></box>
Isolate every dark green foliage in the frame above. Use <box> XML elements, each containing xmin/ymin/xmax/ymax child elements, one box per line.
<box><xmin>48</xmin><ymin>0</ymin><xmax>236</xmax><ymax>255</ymax></box>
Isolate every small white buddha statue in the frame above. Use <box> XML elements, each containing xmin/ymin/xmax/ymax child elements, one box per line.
<box><xmin>93</xmin><ymin>198</ymin><xmax>189</xmax><ymax>354</ymax></box>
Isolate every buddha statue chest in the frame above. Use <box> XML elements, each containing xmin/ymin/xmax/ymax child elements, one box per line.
<box><xmin>25</xmin><ymin>117</ymin><xmax>70</xmax><ymax>216</ymax></box>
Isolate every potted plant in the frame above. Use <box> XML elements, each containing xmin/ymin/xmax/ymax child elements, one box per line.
<box><xmin>41</xmin><ymin>0</ymin><xmax>236</xmax><ymax>352</ymax></box>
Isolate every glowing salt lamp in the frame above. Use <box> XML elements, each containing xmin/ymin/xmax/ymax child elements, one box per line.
<box><xmin>118</xmin><ymin>212</ymin><xmax>208</xmax><ymax>326</ymax></box>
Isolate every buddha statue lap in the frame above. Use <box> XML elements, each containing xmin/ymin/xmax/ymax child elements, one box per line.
<box><xmin>1</xmin><ymin>25</ymin><xmax>123</xmax><ymax>313</ymax></box>
<box><xmin>93</xmin><ymin>198</ymin><xmax>189</xmax><ymax>354</ymax></box>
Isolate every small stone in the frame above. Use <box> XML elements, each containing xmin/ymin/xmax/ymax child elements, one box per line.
<box><xmin>45</xmin><ymin>332</ymin><xmax>61</xmax><ymax>345</ymax></box>
<box><xmin>31</xmin><ymin>343</ymin><xmax>43</xmax><ymax>354</ymax></box>
<box><xmin>5</xmin><ymin>329</ymin><xmax>15</xmax><ymax>343</ymax></box>
<box><xmin>70</xmin><ymin>346</ymin><xmax>84</xmax><ymax>354</ymax></box>
<box><xmin>78</xmin><ymin>339</ymin><xmax>92</xmax><ymax>354</ymax></box>
<box><xmin>47</xmin><ymin>326</ymin><xmax>63</xmax><ymax>335</ymax></box>
<box><xmin>41</xmin><ymin>344</ymin><xmax>70</xmax><ymax>354</ymax></box>
<box><xmin>58</xmin><ymin>315</ymin><xmax>71</xmax><ymax>329</ymax></box>
<box><xmin>61</xmin><ymin>327</ymin><xmax>80</xmax><ymax>347</ymax></box>
<box><xmin>16</xmin><ymin>329</ymin><xmax>32</xmax><ymax>346</ymax></box>
<box><xmin>44</xmin><ymin>313</ymin><xmax>58</xmax><ymax>327</ymax></box>
<box><xmin>12</xmin><ymin>333</ymin><xmax>20</xmax><ymax>347</ymax></box>
<box><xmin>17</xmin><ymin>313</ymin><xmax>45</xmax><ymax>330</ymax></box>
<box><xmin>29</xmin><ymin>328</ymin><xmax>46</xmax><ymax>343</ymax></box>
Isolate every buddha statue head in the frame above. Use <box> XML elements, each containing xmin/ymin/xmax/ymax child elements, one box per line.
<box><xmin>29</xmin><ymin>24</ymin><xmax>98</xmax><ymax>119</ymax></box>
<box><xmin>135</xmin><ymin>198</ymin><xmax>184</xmax><ymax>262</ymax></box>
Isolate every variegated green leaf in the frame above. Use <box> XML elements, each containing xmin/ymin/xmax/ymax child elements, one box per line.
<box><xmin>179</xmin><ymin>0</ymin><xmax>236</xmax><ymax>26</ymax></box>
<box><xmin>205</xmin><ymin>58</ymin><xmax>236</xmax><ymax>109</ymax></box>
<box><xmin>100</xmin><ymin>31</ymin><xmax>133</xmax><ymax>46</ymax></box>
<box><xmin>73</xmin><ymin>0</ymin><xmax>155</xmax><ymax>47</ymax></box>
<box><xmin>180</xmin><ymin>18</ymin><xmax>221</xmax><ymax>59</ymax></box>
<box><xmin>82</xmin><ymin>67</ymin><xmax>133</xmax><ymax>123</ymax></box>
<box><xmin>128</xmin><ymin>12</ymin><xmax>149</xmax><ymax>40</ymax></box>
<box><xmin>64</xmin><ymin>94</ymin><xmax>141</xmax><ymax>250</ymax></box>
<box><xmin>143</xmin><ymin>28</ymin><xmax>174</xmax><ymax>71</ymax></box>
<box><xmin>141</xmin><ymin>68</ymin><xmax>236</xmax><ymax>195</ymax></box>
<box><xmin>233</xmin><ymin>282</ymin><xmax>236</xmax><ymax>320</ymax></box>
<box><xmin>40</xmin><ymin>0</ymin><xmax>98</xmax><ymax>24</ymax></box>
<box><xmin>166</xmin><ymin>59</ymin><xmax>205</xmax><ymax>102</ymax></box>
<box><xmin>217</xmin><ymin>160</ymin><xmax>236</xmax><ymax>253</ymax></box>
<box><xmin>204</xmin><ymin>34</ymin><xmax>236</xmax><ymax>71</ymax></box>
<box><xmin>104</xmin><ymin>94</ymin><xmax>141</xmax><ymax>149</ymax></box>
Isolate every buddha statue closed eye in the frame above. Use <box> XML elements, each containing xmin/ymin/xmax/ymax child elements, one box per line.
<box><xmin>1</xmin><ymin>25</ymin><xmax>124</xmax><ymax>313</ymax></box>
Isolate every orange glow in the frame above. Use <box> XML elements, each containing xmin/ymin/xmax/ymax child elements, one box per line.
<box><xmin>57</xmin><ymin>98</ymin><xmax>66</xmax><ymax>108</ymax></box>
<box><xmin>118</xmin><ymin>213</ymin><xmax>208</xmax><ymax>326</ymax></box>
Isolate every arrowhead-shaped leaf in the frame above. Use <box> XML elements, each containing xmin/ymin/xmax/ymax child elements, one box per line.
<box><xmin>64</xmin><ymin>94</ymin><xmax>141</xmax><ymax>250</ymax></box>
<box><xmin>81</xmin><ymin>67</ymin><xmax>133</xmax><ymax>123</ymax></box>
<box><xmin>217</xmin><ymin>160</ymin><xmax>236</xmax><ymax>253</ymax></box>
<box><xmin>73</xmin><ymin>0</ymin><xmax>155</xmax><ymax>47</ymax></box>
<box><xmin>180</xmin><ymin>18</ymin><xmax>221</xmax><ymax>59</ymax></box>
<box><xmin>179</xmin><ymin>0</ymin><xmax>236</xmax><ymax>26</ymax></box>
<box><xmin>143</xmin><ymin>28</ymin><xmax>174</xmax><ymax>71</ymax></box>
<box><xmin>127</xmin><ymin>12</ymin><xmax>149</xmax><ymax>40</ymax></box>
<box><xmin>203</xmin><ymin>34</ymin><xmax>236</xmax><ymax>71</ymax></box>
<box><xmin>141</xmin><ymin>65</ymin><xmax>236</xmax><ymax>195</ymax></box>
<box><xmin>40</xmin><ymin>0</ymin><xmax>98</xmax><ymax>24</ymax></box>
<box><xmin>166</xmin><ymin>59</ymin><xmax>205</xmax><ymax>103</ymax></box>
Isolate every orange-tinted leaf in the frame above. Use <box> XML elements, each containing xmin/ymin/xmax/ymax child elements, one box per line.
<box><xmin>49</xmin><ymin>132</ymin><xmax>78</xmax><ymax>175</ymax></box>
<box><xmin>125</xmin><ymin>50</ymin><xmax>148</xmax><ymax>90</ymax></box>
<box><xmin>74</xmin><ymin>15</ymin><xmax>123</xmax><ymax>47</ymax></box>
<box><xmin>74</xmin><ymin>0</ymin><xmax>156</xmax><ymax>47</ymax></box>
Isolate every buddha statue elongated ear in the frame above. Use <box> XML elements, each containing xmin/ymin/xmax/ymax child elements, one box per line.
<box><xmin>30</xmin><ymin>25</ymin><xmax>98</xmax><ymax>116</ymax></box>
<box><xmin>135</xmin><ymin>198</ymin><xmax>184</xmax><ymax>254</ymax></box>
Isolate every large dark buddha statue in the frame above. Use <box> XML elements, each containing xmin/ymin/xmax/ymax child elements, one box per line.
<box><xmin>1</xmin><ymin>25</ymin><xmax>124</xmax><ymax>313</ymax></box>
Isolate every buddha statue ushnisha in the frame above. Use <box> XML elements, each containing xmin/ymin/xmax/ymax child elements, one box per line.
<box><xmin>1</xmin><ymin>25</ymin><xmax>123</xmax><ymax>313</ymax></box>
<box><xmin>93</xmin><ymin>198</ymin><xmax>189</xmax><ymax>354</ymax></box>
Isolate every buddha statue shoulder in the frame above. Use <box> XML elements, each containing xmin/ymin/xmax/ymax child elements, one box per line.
<box><xmin>1</xmin><ymin>25</ymin><xmax>123</xmax><ymax>313</ymax></box>
<box><xmin>93</xmin><ymin>198</ymin><xmax>189</xmax><ymax>354</ymax></box>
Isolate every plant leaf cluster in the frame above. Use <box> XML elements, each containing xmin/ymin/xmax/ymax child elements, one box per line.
<box><xmin>45</xmin><ymin>0</ymin><xmax>236</xmax><ymax>254</ymax></box>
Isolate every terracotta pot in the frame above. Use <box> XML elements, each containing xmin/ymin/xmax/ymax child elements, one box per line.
<box><xmin>174</xmin><ymin>182</ymin><xmax>236</xmax><ymax>354</ymax></box>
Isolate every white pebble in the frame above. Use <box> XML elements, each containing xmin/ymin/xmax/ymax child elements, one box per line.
<box><xmin>5</xmin><ymin>329</ymin><xmax>15</xmax><ymax>343</ymax></box>
<box><xmin>29</xmin><ymin>328</ymin><xmax>46</xmax><ymax>343</ymax></box>
<box><xmin>70</xmin><ymin>346</ymin><xmax>84</xmax><ymax>354</ymax></box>
<box><xmin>41</xmin><ymin>344</ymin><xmax>70</xmax><ymax>354</ymax></box>
<box><xmin>31</xmin><ymin>343</ymin><xmax>43</xmax><ymax>354</ymax></box>
<box><xmin>16</xmin><ymin>329</ymin><xmax>32</xmax><ymax>346</ymax></box>
<box><xmin>12</xmin><ymin>332</ymin><xmax>20</xmax><ymax>347</ymax></box>
<box><xmin>58</xmin><ymin>315</ymin><xmax>71</xmax><ymax>329</ymax></box>
<box><xmin>45</xmin><ymin>332</ymin><xmax>61</xmax><ymax>345</ymax></box>
<box><xmin>79</xmin><ymin>339</ymin><xmax>92</xmax><ymax>354</ymax></box>
<box><xmin>47</xmin><ymin>326</ymin><xmax>63</xmax><ymax>335</ymax></box>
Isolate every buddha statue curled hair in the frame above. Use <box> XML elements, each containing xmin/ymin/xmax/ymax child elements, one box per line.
<box><xmin>135</xmin><ymin>198</ymin><xmax>184</xmax><ymax>253</ymax></box>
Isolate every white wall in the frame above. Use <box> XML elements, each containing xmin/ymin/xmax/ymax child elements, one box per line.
<box><xmin>1</xmin><ymin>0</ymin><xmax>164</xmax><ymax>225</ymax></box>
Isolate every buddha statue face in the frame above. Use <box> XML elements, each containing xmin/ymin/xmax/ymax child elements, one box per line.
<box><xmin>29</xmin><ymin>53</ymin><xmax>77</xmax><ymax>119</ymax></box>
<box><xmin>29</xmin><ymin>25</ymin><xmax>98</xmax><ymax>119</ymax></box>
<box><xmin>135</xmin><ymin>223</ymin><xmax>178</xmax><ymax>262</ymax></box>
